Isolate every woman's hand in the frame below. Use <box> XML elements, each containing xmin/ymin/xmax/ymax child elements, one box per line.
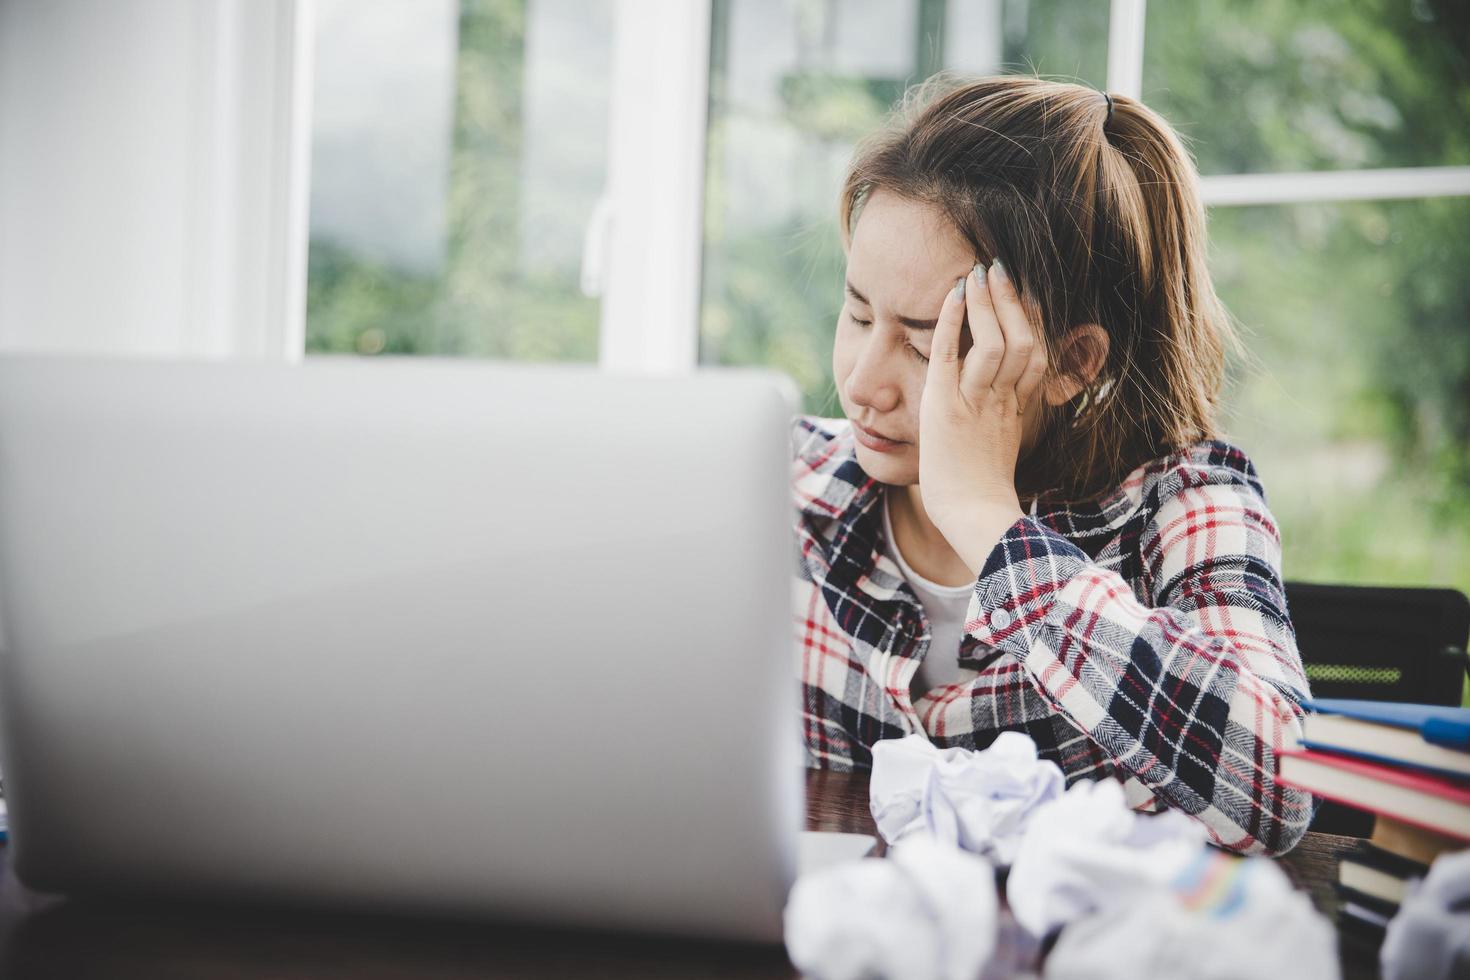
<box><xmin>918</xmin><ymin>260</ymin><xmax>1049</xmax><ymax>576</ymax></box>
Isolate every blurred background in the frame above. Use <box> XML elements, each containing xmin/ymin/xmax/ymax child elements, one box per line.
<box><xmin>1</xmin><ymin>1</ymin><xmax>1467</xmax><ymax>652</ymax></box>
<box><xmin>305</xmin><ymin>0</ymin><xmax>1470</xmax><ymax>602</ymax></box>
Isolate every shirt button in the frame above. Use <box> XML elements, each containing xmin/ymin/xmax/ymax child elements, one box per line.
<box><xmin>990</xmin><ymin>607</ymin><xmax>1011</xmax><ymax>629</ymax></box>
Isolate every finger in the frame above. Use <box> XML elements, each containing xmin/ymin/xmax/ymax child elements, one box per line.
<box><xmin>984</xmin><ymin>258</ymin><xmax>1039</xmax><ymax>394</ymax></box>
<box><xmin>926</xmin><ymin>275</ymin><xmax>967</xmax><ymax>389</ymax></box>
<box><xmin>959</xmin><ymin>261</ymin><xmax>1005</xmax><ymax>395</ymax></box>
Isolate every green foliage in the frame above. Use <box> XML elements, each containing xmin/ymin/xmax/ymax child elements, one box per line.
<box><xmin>306</xmin><ymin>0</ymin><xmax>597</xmax><ymax>364</ymax></box>
<box><xmin>306</xmin><ymin>240</ymin><xmax>437</xmax><ymax>355</ymax></box>
<box><xmin>1143</xmin><ymin>0</ymin><xmax>1470</xmax><ymax>173</ymax></box>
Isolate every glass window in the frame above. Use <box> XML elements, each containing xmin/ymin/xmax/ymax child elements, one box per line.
<box><xmin>1212</xmin><ymin>197</ymin><xmax>1470</xmax><ymax>597</ymax></box>
<box><xmin>700</xmin><ymin>0</ymin><xmax>1109</xmax><ymax>412</ymax></box>
<box><xmin>1143</xmin><ymin>1</ymin><xmax>1470</xmax><ymax>175</ymax></box>
<box><xmin>305</xmin><ymin>0</ymin><xmax>612</xmax><ymax>360</ymax></box>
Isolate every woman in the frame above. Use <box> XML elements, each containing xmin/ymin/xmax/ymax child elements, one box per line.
<box><xmin>792</xmin><ymin>75</ymin><xmax>1313</xmax><ymax>856</ymax></box>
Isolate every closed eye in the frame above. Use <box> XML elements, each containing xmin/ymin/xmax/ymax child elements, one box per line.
<box><xmin>848</xmin><ymin>311</ymin><xmax>929</xmax><ymax>362</ymax></box>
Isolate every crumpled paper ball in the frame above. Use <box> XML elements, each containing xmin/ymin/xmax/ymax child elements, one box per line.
<box><xmin>1043</xmin><ymin>848</ymin><xmax>1339</xmax><ymax>980</ymax></box>
<box><xmin>796</xmin><ymin>732</ymin><xmax>1337</xmax><ymax>980</ymax></box>
<box><xmin>1381</xmin><ymin>849</ymin><xmax>1470</xmax><ymax>980</ymax></box>
<box><xmin>869</xmin><ymin>731</ymin><xmax>1066</xmax><ymax>865</ymax></box>
<box><xmin>1006</xmin><ymin>776</ymin><xmax>1206</xmax><ymax>938</ymax></box>
<box><xmin>784</xmin><ymin>835</ymin><xmax>999</xmax><ymax>980</ymax></box>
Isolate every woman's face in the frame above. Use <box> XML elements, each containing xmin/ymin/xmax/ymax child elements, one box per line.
<box><xmin>832</xmin><ymin>188</ymin><xmax>987</xmax><ymax>486</ymax></box>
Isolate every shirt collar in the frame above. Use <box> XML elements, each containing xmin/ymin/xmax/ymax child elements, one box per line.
<box><xmin>793</xmin><ymin>419</ymin><xmax>880</xmax><ymax>524</ymax></box>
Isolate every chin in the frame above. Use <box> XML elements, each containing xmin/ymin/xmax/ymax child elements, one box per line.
<box><xmin>852</xmin><ymin>443</ymin><xmax>918</xmax><ymax>485</ymax></box>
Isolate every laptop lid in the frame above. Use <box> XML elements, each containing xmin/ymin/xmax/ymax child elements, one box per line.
<box><xmin>0</xmin><ymin>355</ymin><xmax>802</xmax><ymax>942</ymax></box>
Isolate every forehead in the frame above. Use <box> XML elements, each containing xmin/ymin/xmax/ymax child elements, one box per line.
<box><xmin>846</xmin><ymin>189</ymin><xmax>974</xmax><ymax>307</ymax></box>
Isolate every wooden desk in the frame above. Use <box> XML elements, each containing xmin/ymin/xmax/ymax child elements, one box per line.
<box><xmin>0</xmin><ymin>773</ymin><xmax>1379</xmax><ymax>978</ymax></box>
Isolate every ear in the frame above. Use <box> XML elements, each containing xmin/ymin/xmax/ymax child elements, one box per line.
<box><xmin>1042</xmin><ymin>324</ymin><xmax>1110</xmax><ymax>407</ymax></box>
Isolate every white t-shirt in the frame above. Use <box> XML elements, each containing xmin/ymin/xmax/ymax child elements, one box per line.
<box><xmin>880</xmin><ymin>491</ymin><xmax>974</xmax><ymax>698</ymax></box>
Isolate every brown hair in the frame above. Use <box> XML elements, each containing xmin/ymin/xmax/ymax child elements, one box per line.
<box><xmin>839</xmin><ymin>74</ymin><xmax>1237</xmax><ymax>504</ymax></box>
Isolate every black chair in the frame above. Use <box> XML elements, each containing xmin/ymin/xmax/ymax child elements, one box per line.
<box><xmin>1285</xmin><ymin>581</ymin><xmax>1470</xmax><ymax>836</ymax></box>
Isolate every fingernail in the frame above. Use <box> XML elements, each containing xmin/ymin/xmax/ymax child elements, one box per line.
<box><xmin>972</xmin><ymin>262</ymin><xmax>987</xmax><ymax>287</ymax></box>
<box><xmin>952</xmin><ymin>275</ymin><xmax>965</xmax><ymax>299</ymax></box>
<box><xmin>991</xmin><ymin>258</ymin><xmax>1007</xmax><ymax>281</ymax></box>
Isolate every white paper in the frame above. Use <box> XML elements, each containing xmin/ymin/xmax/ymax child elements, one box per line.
<box><xmin>784</xmin><ymin>835</ymin><xmax>999</xmax><ymax>980</ymax></box>
<box><xmin>869</xmin><ymin>732</ymin><xmax>1065</xmax><ymax>865</ymax></box>
<box><xmin>1382</xmin><ymin>849</ymin><xmax>1470</xmax><ymax>980</ymax></box>
<box><xmin>1044</xmin><ymin>855</ymin><xmax>1339</xmax><ymax>980</ymax></box>
<box><xmin>1006</xmin><ymin>777</ymin><xmax>1206</xmax><ymax>938</ymax></box>
<box><xmin>793</xmin><ymin>731</ymin><xmax>1338</xmax><ymax>980</ymax></box>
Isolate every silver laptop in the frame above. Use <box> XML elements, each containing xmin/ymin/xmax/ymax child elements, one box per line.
<box><xmin>0</xmin><ymin>355</ymin><xmax>803</xmax><ymax>942</ymax></box>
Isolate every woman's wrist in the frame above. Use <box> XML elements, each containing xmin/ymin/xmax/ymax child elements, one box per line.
<box><xmin>944</xmin><ymin>504</ymin><xmax>1027</xmax><ymax>578</ymax></box>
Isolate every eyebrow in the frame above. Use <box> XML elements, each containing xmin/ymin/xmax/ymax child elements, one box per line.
<box><xmin>845</xmin><ymin>280</ymin><xmax>939</xmax><ymax>332</ymax></box>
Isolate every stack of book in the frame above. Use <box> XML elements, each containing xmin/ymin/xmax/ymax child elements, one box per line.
<box><xmin>1278</xmin><ymin>698</ymin><xmax>1470</xmax><ymax>944</ymax></box>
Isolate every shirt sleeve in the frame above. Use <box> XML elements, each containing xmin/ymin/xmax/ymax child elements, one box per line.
<box><xmin>962</xmin><ymin>465</ymin><xmax>1314</xmax><ymax>856</ymax></box>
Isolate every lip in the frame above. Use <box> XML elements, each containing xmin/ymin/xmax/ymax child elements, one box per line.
<box><xmin>852</xmin><ymin>420</ymin><xmax>907</xmax><ymax>452</ymax></box>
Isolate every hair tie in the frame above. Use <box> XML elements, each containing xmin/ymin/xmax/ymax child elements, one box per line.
<box><xmin>1103</xmin><ymin>93</ymin><xmax>1114</xmax><ymax>126</ymax></box>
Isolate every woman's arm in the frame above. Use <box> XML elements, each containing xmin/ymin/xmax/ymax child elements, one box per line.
<box><xmin>915</xmin><ymin>259</ymin><xmax>1313</xmax><ymax>855</ymax></box>
<box><xmin>962</xmin><ymin>454</ymin><xmax>1315</xmax><ymax>856</ymax></box>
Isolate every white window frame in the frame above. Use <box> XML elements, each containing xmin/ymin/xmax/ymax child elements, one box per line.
<box><xmin>594</xmin><ymin>0</ymin><xmax>712</xmax><ymax>374</ymax></box>
<box><xmin>1106</xmin><ymin>0</ymin><xmax>1146</xmax><ymax>99</ymax></box>
<box><xmin>1102</xmin><ymin>0</ymin><xmax>1470</xmax><ymax>208</ymax></box>
<box><xmin>269</xmin><ymin>0</ymin><xmax>1470</xmax><ymax>366</ymax></box>
<box><xmin>190</xmin><ymin>0</ymin><xmax>314</xmax><ymax>363</ymax></box>
<box><xmin>1199</xmin><ymin>167</ymin><xmax>1470</xmax><ymax>207</ymax></box>
<box><xmin>279</xmin><ymin>0</ymin><xmax>710</xmax><ymax>372</ymax></box>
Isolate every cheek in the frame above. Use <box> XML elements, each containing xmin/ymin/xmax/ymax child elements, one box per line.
<box><xmin>831</xmin><ymin>324</ymin><xmax>855</xmax><ymax>382</ymax></box>
<box><xmin>902</xmin><ymin>371</ymin><xmax>925</xmax><ymax>422</ymax></box>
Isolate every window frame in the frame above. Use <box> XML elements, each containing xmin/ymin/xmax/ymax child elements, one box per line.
<box><xmin>197</xmin><ymin>0</ymin><xmax>313</xmax><ymax>362</ymax></box>
<box><xmin>282</xmin><ymin>0</ymin><xmax>1470</xmax><ymax>365</ymax></box>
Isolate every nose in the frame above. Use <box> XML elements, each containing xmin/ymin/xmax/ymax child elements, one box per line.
<box><xmin>844</xmin><ymin>329</ymin><xmax>902</xmax><ymax>415</ymax></box>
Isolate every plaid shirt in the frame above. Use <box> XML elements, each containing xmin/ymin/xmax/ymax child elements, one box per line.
<box><xmin>791</xmin><ymin>415</ymin><xmax>1314</xmax><ymax>856</ymax></box>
